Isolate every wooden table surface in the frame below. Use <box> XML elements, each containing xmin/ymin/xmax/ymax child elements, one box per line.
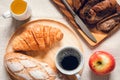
<box><xmin>0</xmin><ymin>0</ymin><xmax>120</xmax><ymax>80</ymax></box>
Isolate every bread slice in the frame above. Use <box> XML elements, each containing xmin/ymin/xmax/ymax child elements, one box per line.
<box><xmin>5</xmin><ymin>52</ymin><xmax>68</xmax><ymax>80</ymax></box>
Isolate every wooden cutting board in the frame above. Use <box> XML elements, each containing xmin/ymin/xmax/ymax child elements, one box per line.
<box><xmin>6</xmin><ymin>19</ymin><xmax>83</xmax><ymax>80</ymax></box>
<box><xmin>52</xmin><ymin>0</ymin><xmax>120</xmax><ymax>47</ymax></box>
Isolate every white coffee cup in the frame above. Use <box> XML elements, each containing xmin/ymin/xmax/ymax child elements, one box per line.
<box><xmin>2</xmin><ymin>0</ymin><xmax>31</xmax><ymax>21</ymax></box>
<box><xmin>55</xmin><ymin>46</ymin><xmax>84</xmax><ymax>80</ymax></box>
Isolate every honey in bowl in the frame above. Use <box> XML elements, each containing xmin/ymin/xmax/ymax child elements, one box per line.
<box><xmin>10</xmin><ymin>0</ymin><xmax>27</xmax><ymax>15</ymax></box>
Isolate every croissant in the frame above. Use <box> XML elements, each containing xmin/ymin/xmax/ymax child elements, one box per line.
<box><xmin>12</xmin><ymin>24</ymin><xmax>63</xmax><ymax>51</ymax></box>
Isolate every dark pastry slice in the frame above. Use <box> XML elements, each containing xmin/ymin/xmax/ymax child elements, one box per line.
<box><xmin>80</xmin><ymin>0</ymin><xmax>117</xmax><ymax>24</ymax></box>
<box><xmin>73</xmin><ymin>0</ymin><xmax>88</xmax><ymax>12</ymax></box>
<box><xmin>97</xmin><ymin>13</ymin><xmax>120</xmax><ymax>32</ymax></box>
<box><xmin>80</xmin><ymin>0</ymin><xmax>100</xmax><ymax>23</ymax></box>
<box><xmin>73</xmin><ymin>0</ymin><xmax>81</xmax><ymax>12</ymax></box>
<box><xmin>116</xmin><ymin>4</ymin><xmax>120</xmax><ymax>12</ymax></box>
<box><xmin>65</xmin><ymin>0</ymin><xmax>86</xmax><ymax>12</ymax></box>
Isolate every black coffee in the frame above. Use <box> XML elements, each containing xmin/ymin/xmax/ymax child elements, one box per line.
<box><xmin>61</xmin><ymin>55</ymin><xmax>79</xmax><ymax>70</ymax></box>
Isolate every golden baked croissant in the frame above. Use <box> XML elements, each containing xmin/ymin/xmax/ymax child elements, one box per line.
<box><xmin>12</xmin><ymin>24</ymin><xmax>63</xmax><ymax>51</ymax></box>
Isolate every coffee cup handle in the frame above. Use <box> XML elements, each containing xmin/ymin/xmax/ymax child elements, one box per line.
<box><xmin>2</xmin><ymin>10</ymin><xmax>12</xmax><ymax>18</ymax></box>
<box><xmin>75</xmin><ymin>73</ymin><xmax>81</xmax><ymax>80</ymax></box>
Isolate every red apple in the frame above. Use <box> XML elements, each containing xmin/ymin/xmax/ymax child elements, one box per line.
<box><xmin>89</xmin><ymin>51</ymin><xmax>115</xmax><ymax>75</ymax></box>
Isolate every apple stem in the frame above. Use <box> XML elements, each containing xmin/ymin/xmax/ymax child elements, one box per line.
<box><xmin>97</xmin><ymin>61</ymin><xmax>102</xmax><ymax>65</ymax></box>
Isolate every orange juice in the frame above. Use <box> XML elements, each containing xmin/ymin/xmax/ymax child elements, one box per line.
<box><xmin>11</xmin><ymin>0</ymin><xmax>27</xmax><ymax>15</ymax></box>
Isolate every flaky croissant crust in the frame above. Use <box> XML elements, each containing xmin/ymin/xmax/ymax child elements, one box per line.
<box><xmin>12</xmin><ymin>24</ymin><xmax>63</xmax><ymax>51</ymax></box>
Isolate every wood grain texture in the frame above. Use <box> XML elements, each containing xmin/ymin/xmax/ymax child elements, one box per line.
<box><xmin>52</xmin><ymin>0</ymin><xmax>120</xmax><ymax>47</ymax></box>
<box><xmin>5</xmin><ymin>19</ymin><xmax>83</xmax><ymax>80</ymax></box>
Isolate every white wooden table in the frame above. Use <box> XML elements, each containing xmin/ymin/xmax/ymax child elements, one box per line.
<box><xmin>0</xmin><ymin>0</ymin><xmax>120</xmax><ymax>80</ymax></box>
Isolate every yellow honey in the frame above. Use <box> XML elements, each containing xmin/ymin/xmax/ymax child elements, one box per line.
<box><xmin>11</xmin><ymin>0</ymin><xmax>27</xmax><ymax>15</ymax></box>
